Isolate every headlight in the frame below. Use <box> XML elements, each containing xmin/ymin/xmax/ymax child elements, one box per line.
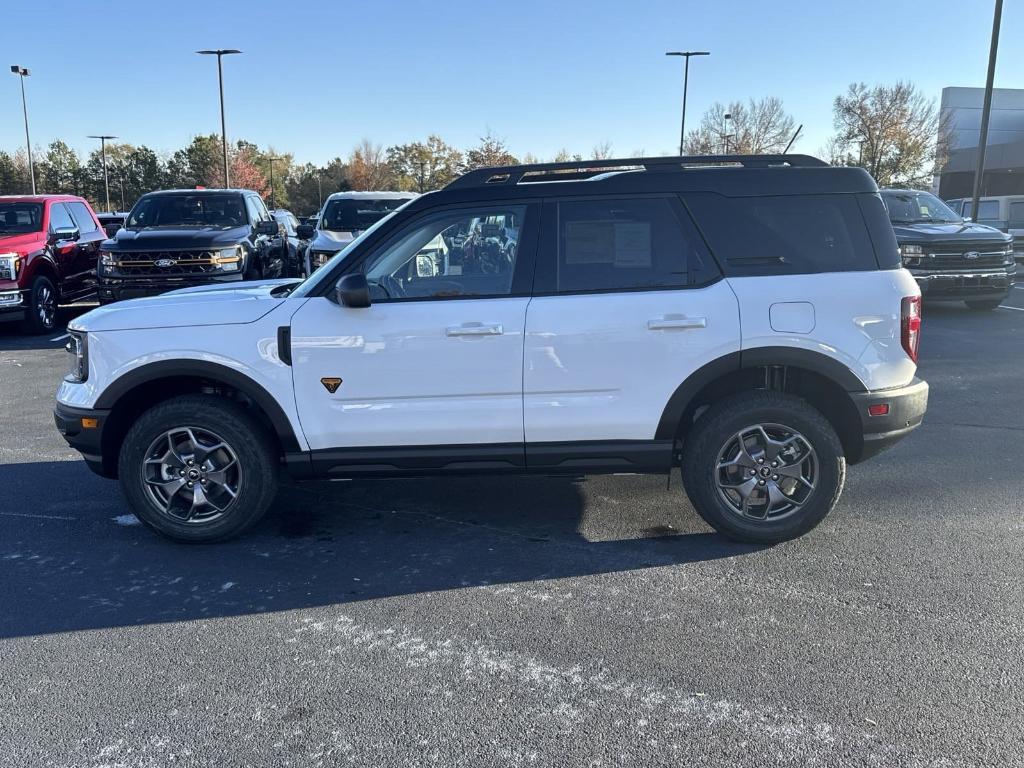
<box><xmin>213</xmin><ymin>247</ymin><xmax>241</xmax><ymax>272</ymax></box>
<box><xmin>64</xmin><ymin>330</ymin><xmax>88</xmax><ymax>383</ymax></box>
<box><xmin>899</xmin><ymin>244</ymin><xmax>924</xmax><ymax>266</ymax></box>
<box><xmin>0</xmin><ymin>252</ymin><xmax>21</xmax><ymax>281</ymax></box>
<box><xmin>1003</xmin><ymin>241</ymin><xmax>1015</xmax><ymax>264</ymax></box>
<box><xmin>99</xmin><ymin>251</ymin><xmax>116</xmax><ymax>267</ymax></box>
<box><xmin>310</xmin><ymin>250</ymin><xmax>337</xmax><ymax>271</ymax></box>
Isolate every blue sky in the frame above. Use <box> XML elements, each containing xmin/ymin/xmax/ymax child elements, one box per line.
<box><xmin>3</xmin><ymin>0</ymin><xmax>1021</xmax><ymax>165</ymax></box>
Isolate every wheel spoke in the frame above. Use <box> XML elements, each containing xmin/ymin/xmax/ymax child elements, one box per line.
<box><xmin>721</xmin><ymin>476</ymin><xmax>758</xmax><ymax>499</ymax></box>
<box><xmin>188</xmin><ymin>429</ymin><xmax>225</xmax><ymax>464</ymax></box>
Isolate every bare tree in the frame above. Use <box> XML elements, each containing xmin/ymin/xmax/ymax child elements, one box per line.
<box><xmin>829</xmin><ymin>82</ymin><xmax>947</xmax><ymax>187</ymax></box>
<box><xmin>347</xmin><ymin>139</ymin><xmax>393</xmax><ymax>191</ymax></box>
<box><xmin>590</xmin><ymin>141</ymin><xmax>614</xmax><ymax>160</ymax></box>
<box><xmin>683</xmin><ymin>98</ymin><xmax>797</xmax><ymax>155</ymax></box>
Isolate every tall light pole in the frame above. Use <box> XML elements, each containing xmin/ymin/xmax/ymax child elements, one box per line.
<box><xmin>10</xmin><ymin>65</ymin><xmax>35</xmax><ymax>194</ymax></box>
<box><xmin>665</xmin><ymin>51</ymin><xmax>709</xmax><ymax>156</ymax></box>
<box><xmin>266</xmin><ymin>155</ymin><xmax>281</xmax><ymax>209</ymax></box>
<box><xmin>722</xmin><ymin>112</ymin><xmax>732</xmax><ymax>153</ymax></box>
<box><xmin>316</xmin><ymin>172</ymin><xmax>323</xmax><ymax>210</ymax></box>
<box><xmin>88</xmin><ymin>135</ymin><xmax>117</xmax><ymax>212</ymax></box>
<box><xmin>196</xmin><ymin>49</ymin><xmax>241</xmax><ymax>188</ymax></box>
<box><xmin>970</xmin><ymin>0</ymin><xmax>1003</xmax><ymax>219</ymax></box>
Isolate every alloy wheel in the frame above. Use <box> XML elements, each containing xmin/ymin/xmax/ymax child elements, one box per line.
<box><xmin>714</xmin><ymin>423</ymin><xmax>817</xmax><ymax>522</ymax></box>
<box><xmin>37</xmin><ymin>284</ymin><xmax>56</xmax><ymax>328</ymax></box>
<box><xmin>141</xmin><ymin>426</ymin><xmax>241</xmax><ymax>524</ymax></box>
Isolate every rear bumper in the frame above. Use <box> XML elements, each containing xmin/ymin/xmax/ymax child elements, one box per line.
<box><xmin>848</xmin><ymin>378</ymin><xmax>929</xmax><ymax>463</ymax></box>
<box><xmin>54</xmin><ymin>401</ymin><xmax>114</xmax><ymax>478</ymax></box>
<box><xmin>913</xmin><ymin>267</ymin><xmax>1014</xmax><ymax>299</ymax></box>
<box><xmin>98</xmin><ymin>272</ymin><xmax>244</xmax><ymax>302</ymax></box>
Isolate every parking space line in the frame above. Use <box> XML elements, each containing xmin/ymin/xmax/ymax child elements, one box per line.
<box><xmin>998</xmin><ymin>304</ymin><xmax>1024</xmax><ymax>312</ymax></box>
<box><xmin>0</xmin><ymin>511</ymin><xmax>76</xmax><ymax>521</ymax></box>
<box><xmin>49</xmin><ymin>333</ymin><xmax>70</xmax><ymax>343</ymax></box>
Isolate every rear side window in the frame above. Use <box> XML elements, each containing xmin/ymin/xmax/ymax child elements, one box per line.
<box><xmin>552</xmin><ymin>197</ymin><xmax>714</xmax><ymax>293</ymax></box>
<box><xmin>1010</xmin><ymin>201</ymin><xmax>1024</xmax><ymax>229</ymax></box>
<box><xmin>67</xmin><ymin>202</ymin><xmax>98</xmax><ymax>234</ymax></box>
<box><xmin>684</xmin><ymin>193</ymin><xmax>879</xmax><ymax>275</ymax></box>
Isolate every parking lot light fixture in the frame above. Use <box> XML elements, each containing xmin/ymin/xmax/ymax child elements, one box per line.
<box><xmin>10</xmin><ymin>65</ymin><xmax>35</xmax><ymax>194</ymax></box>
<box><xmin>267</xmin><ymin>156</ymin><xmax>281</xmax><ymax>209</ymax></box>
<box><xmin>87</xmin><ymin>135</ymin><xmax>118</xmax><ymax>213</ymax></box>
<box><xmin>196</xmin><ymin>49</ymin><xmax>242</xmax><ymax>189</ymax></box>
<box><xmin>665</xmin><ymin>51</ymin><xmax>710</xmax><ymax>156</ymax></box>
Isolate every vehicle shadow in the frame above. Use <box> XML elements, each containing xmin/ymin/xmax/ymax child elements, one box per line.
<box><xmin>0</xmin><ymin>304</ymin><xmax>96</xmax><ymax>352</ymax></box>
<box><xmin>0</xmin><ymin>460</ymin><xmax>758</xmax><ymax>640</ymax></box>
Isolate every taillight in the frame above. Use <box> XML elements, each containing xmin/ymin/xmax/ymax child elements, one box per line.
<box><xmin>901</xmin><ymin>295</ymin><xmax>922</xmax><ymax>363</ymax></box>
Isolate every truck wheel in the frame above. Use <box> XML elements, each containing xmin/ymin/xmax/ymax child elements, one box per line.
<box><xmin>244</xmin><ymin>257</ymin><xmax>263</xmax><ymax>281</ymax></box>
<box><xmin>22</xmin><ymin>276</ymin><xmax>58</xmax><ymax>334</ymax></box>
<box><xmin>118</xmin><ymin>394</ymin><xmax>279</xmax><ymax>543</ymax></box>
<box><xmin>964</xmin><ymin>298</ymin><xmax>1003</xmax><ymax>311</ymax></box>
<box><xmin>681</xmin><ymin>391</ymin><xmax>846</xmax><ymax>544</ymax></box>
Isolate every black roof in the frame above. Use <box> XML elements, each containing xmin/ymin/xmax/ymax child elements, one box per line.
<box><xmin>139</xmin><ymin>189</ymin><xmax>255</xmax><ymax>196</ymax></box>
<box><xmin>401</xmin><ymin>155</ymin><xmax>877</xmax><ymax>215</ymax></box>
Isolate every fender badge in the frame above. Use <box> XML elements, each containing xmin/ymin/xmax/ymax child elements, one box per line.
<box><xmin>320</xmin><ymin>377</ymin><xmax>343</xmax><ymax>394</ymax></box>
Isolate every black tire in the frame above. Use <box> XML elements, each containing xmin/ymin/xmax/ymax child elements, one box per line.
<box><xmin>964</xmin><ymin>298</ymin><xmax>1003</xmax><ymax>311</ymax></box>
<box><xmin>118</xmin><ymin>394</ymin><xmax>279</xmax><ymax>543</ymax></box>
<box><xmin>22</xmin><ymin>276</ymin><xmax>58</xmax><ymax>334</ymax></box>
<box><xmin>244</xmin><ymin>255</ymin><xmax>263</xmax><ymax>281</ymax></box>
<box><xmin>681</xmin><ymin>391</ymin><xmax>846</xmax><ymax>544</ymax></box>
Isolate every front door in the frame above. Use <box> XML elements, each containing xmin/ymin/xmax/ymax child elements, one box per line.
<box><xmin>523</xmin><ymin>195</ymin><xmax>739</xmax><ymax>468</ymax></box>
<box><xmin>289</xmin><ymin>202</ymin><xmax>538</xmax><ymax>469</ymax></box>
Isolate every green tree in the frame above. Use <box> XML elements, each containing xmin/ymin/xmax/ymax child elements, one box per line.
<box><xmin>166</xmin><ymin>134</ymin><xmax>224</xmax><ymax>188</ymax></box>
<box><xmin>829</xmin><ymin>82</ymin><xmax>946</xmax><ymax>187</ymax></box>
<box><xmin>39</xmin><ymin>140</ymin><xmax>83</xmax><ymax>195</ymax></box>
<box><xmin>387</xmin><ymin>135</ymin><xmax>464</xmax><ymax>192</ymax></box>
<box><xmin>0</xmin><ymin>150</ymin><xmax>31</xmax><ymax>194</ymax></box>
<box><xmin>465</xmin><ymin>132</ymin><xmax>518</xmax><ymax>169</ymax></box>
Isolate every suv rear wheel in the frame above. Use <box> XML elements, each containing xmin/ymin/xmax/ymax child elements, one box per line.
<box><xmin>22</xmin><ymin>275</ymin><xmax>57</xmax><ymax>334</ymax></box>
<box><xmin>682</xmin><ymin>392</ymin><xmax>846</xmax><ymax>544</ymax></box>
<box><xmin>118</xmin><ymin>394</ymin><xmax>279</xmax><ymax>543</ymax></box>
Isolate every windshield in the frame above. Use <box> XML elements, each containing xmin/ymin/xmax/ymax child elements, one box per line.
<box><xmin>320</xmin><ymin>198</ymin><xmax>407</xmax><ymax>232</ymax></box>
<box><xmin>126</xmin><ymin>194</ymin><xmax>247</xmax><ymax>228</ymax></box>
<box><xmin>291</xmin><ymin>205</ymin><xmax>410</xmax><ymax>298</ymax></box>
<box><xmin>0</xmin><ymin>202</ymin><xmax>43</xmax><ymax>235</ymax></box>
<box><xmin>881</xmin><ymin>191</ymin><xmax>961</xmax><ymax>224</ymax></box>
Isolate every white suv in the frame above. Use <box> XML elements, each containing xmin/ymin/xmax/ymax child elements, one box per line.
<box><xmin>55</xmin><ymin>155</ymin><xmax>928</xmax><ymax>544</ymax></box>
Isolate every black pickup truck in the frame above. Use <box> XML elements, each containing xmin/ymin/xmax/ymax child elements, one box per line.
<box><xmin>97</xmin><ymin>189</ymin><xmax>285</xmax><ymax>303</ymax></box>
<box><xmin>881</xmin><ymin>189</ymin><xmax>1015</xmax><ymax>311</ymax></box>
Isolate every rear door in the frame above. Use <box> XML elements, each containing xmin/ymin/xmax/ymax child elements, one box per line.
<box><xmin>66</xmin><ymin>201</ymin><xmax>105</xmax><ymax>298</ymax></box>
<box><xmin>523</xmin><ymin>195</ymin><xmax>739</xmax><ymax>470</ymax></box>
<box><xmin>289</xmin><ymin>201</ymin><xmax>539</xmax><ymax>466</ymax></box>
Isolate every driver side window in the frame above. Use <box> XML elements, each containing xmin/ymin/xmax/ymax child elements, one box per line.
<box><xmin>361</xmin><ymin>205</ymin><xmax>526</xmax><ymax>300</ymax></box>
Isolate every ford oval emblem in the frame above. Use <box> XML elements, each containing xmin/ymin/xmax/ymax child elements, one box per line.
<box><xmin>154</xmin><ymin>258</ymin><xmax>176</xmax><ymax>267</ymax></box>
<box><xmin>963</xmin><ymin>251</ymin><xmax>980</xmax><ymax>260</ymax></box>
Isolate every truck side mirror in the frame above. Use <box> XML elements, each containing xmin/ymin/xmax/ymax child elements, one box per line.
<box><xmin>295</xmin><ymin>224</ymin><xmax>315</xmax><ymax>239</ymax></box>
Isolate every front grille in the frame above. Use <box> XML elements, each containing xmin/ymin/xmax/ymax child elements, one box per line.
<box><xmin>916</xmin><ymin>241</ymin><xmax>1010</xmax><ymax>271</ymax></box>
<box><xmin>108</xmin><ymin>251</ymin><xmax>221</xmax><ymax>277</ymax></box>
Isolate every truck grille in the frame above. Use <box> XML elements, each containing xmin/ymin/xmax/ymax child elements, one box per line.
<box><xmin>109</xmin><ymin>251</ymin><xmax>221</xmax><ymax>277</ymax></box>
<box><xmin>918</xmin><ymin>241</ymin><xmax>1010</xmax><ymax>271</ymax></box>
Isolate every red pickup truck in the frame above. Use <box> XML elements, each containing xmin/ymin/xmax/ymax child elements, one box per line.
<box><xmin>0</xmin><ymin>195</ymin><xmax>106</xmax><ymax>333</ymax></box>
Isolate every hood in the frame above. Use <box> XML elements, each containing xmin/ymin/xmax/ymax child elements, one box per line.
<box><xmin>69</xmin><ymin>280</ymin><xmax>290</xmax><ymax>333</ymax></box>
<box><xmin>890</xmin><ymin>221</ymin><xmax>1011</xmax><ymax>243</ymax></box>
<box><xmin>0</xmin><ymin>231</ymin><xmax>45</xmax><ymax>252</ymax></box>
<box><xmin>310</xmin><ymin>229</ymin><xmax>357</xmax><ymax>251</ymax></box>
<box><xmin>107</xmin><ymin>225</ymin><xmax>251</xmax><ymax>251</ymax></box>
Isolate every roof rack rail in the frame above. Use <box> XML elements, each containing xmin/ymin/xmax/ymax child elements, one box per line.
<box><xmin>445</xmin><ymin>154</ymin><xmax>829</xmax><ymax>190</ymax></box>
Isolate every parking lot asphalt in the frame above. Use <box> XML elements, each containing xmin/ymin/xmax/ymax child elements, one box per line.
<box><xmin>1</xmin><ymin>290</ymin><xmax>1023</xmax><ymax>767</ymax></box>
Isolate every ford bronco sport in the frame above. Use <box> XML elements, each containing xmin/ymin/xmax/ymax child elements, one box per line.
<box><xmin>55</xmin><ymin>155</ymin><xmax>929</xmax><ymax>544</ymax></box>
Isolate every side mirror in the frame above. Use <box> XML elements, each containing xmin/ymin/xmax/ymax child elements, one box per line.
<box><xmin>963</xmin><ymin>216</ymin><xmax>973</xmax><ymax>223</ymax></box>
<box><xmin>334</xmin><ymin>273</ymin><xmax>371</xmax><ymax>308</ymax></box>
<box><xmin>295</xmin><ymin>224</ymin><xmax>315</xmax><ymax>239</ymax></box>
<box><xmin>51</xmin><ymin>226</ymin><xmax>79</xmax><ymax>243</ymax></box>
<box><xmin>255</xmin><ymin>220</ymin><xmax>278</xmax><ymax>236</ymax></box>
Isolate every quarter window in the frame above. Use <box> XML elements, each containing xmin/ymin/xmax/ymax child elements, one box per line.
<box><xmin>67</xmin><ymin>202</ymin><xmax>99</xmax><ymax>234</ymax></box>
<box><xmin>1009</xmin><ymin>202</ymin><xmax>1024</xmax><ymax>229</ymax></box>
<box><xmin>554</xmin><ymin>198</ymin><xmax>701</xmax><ymax>293</ymax></box>
<box><xmin>361</xmin><ymin>206</ymin><xmax>526</xmax><ymax>300</ymax></box>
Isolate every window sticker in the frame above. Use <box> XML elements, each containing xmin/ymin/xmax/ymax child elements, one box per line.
<box><xmin>613</xmin><ymin>222</ymin><xmax>652</xmax><ymax>267</ymax></box>
<box><xmin>564</xmin><ymin>220</ymin><xmax>616</xmax><ymax>264</ymax></box>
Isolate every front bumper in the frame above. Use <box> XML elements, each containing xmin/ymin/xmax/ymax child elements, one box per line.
<box><xmin>54</xmin><ymin>401</ymin><xmax>114</xmax><ymax>478</ymax></box>
<box><xmin>0</xmin><ymin>288</ymin><xmax>26</xmax><ymax>317</ymax></box>
<box><xmin>912</xmin><ymin>266</ymin><xmax>1015</xmax><ymax>300</ymax></box>
<box><xmin>848</xmin><ymin>378</ymin><xmax>929</xmax><ymax>463</ymax></box>
<box><xmin>98</xmin><ymin>272</ymin><xmax>245</xmax><ymax>302</ymax></box>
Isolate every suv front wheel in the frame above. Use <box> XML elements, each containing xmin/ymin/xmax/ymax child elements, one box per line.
<box><xmin>118</xmin><ymin>394</ymin><xmax>279</xmax><ymax>543</ymax></box>
<box><xmin>682</xmin><ymin>392</ymin><xmax>846</xmax><ymax>544</ymax></box>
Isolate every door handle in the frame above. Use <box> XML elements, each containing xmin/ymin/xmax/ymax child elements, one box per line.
<box><xmin>647</xmin><ymin>316</ymin><xmax>707</xmax><ymax>330</ymax></box>
<box><xmin>446</xmin><ymin>323</ymin><xmax>503</xmax><ymax>336</ymax></box>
